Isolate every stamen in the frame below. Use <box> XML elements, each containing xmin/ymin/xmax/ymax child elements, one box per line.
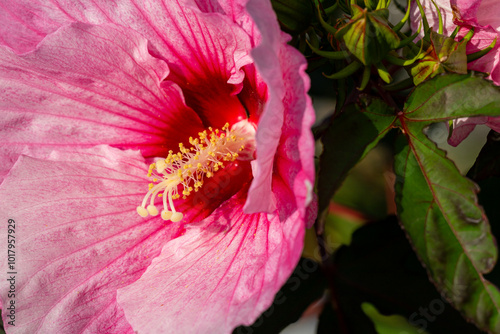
<box><xmin>137</xmin><ymin>120</ymin><xmax>256</xmax><ymax>222</ymax></box>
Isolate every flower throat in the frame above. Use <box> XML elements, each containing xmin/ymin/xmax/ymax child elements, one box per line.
<box><xmin>136</xmin><ymin>120</ymin><xmax>256</xmax><ymax>222</ymax></box>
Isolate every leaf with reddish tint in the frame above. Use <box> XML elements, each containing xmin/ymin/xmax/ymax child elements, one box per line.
<box><xmin>411</xmin><ymin>32</ymin><xmax>467</xmax><ymax>85</ymax></box>
<box><xmin>394</xmin><ymin>73</ymin><xmax>500</xmax><ymax>333</ymax></box>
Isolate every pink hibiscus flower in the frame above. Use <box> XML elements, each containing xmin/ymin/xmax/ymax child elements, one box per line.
<box><xmin>411</xmin><ymin>0</ymin><xmax>500</xmax><ymax>145</ymax></box>
<box><xmin>0</xmin><ymin>1</ymin><xmax>315</xmax><ymax>333</ymax></box>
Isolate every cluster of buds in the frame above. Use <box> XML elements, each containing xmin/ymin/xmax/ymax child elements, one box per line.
<box><xmin>277</xmin><ymin>0</ymin><xmax>496</xmax><ymax>92</ymax></box>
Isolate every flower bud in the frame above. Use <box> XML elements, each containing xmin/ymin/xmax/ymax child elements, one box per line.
<box><xmin>335</xmin><ymin>5</ymin><xmax>400</xmax><ymax>65</ymax></box>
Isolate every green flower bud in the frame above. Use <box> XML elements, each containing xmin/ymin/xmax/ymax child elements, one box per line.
<box><xmin>335</xmin><ymin>5</ymin><xmax>400</xmax><ymax>65</ymax></box>
<box><xmin>271</xmin><ymin>0</ymin><xmax>314</xmax><ymax>35</ymax></box>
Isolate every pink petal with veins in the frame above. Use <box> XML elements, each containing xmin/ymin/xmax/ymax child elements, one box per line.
<box><xmin>0</xmin><ymin>146</ymin><xmax>182</xmax><ymax>333</ymax></box>
<box><xmin>0</xmin><ymin>22</ymin><xmax>205</xmax><ymax>183</ymax></box>
<box><xmin>0</xmin><ymin>0</ymin><xmax>255</xmax><ymax>128</ymax></box>
<box><xmin>117</xmin><ymin>178</ymin><xmax>305</xmax><ymax>333</ymax></box>
<box><xmin>0</xmin><ymin>0</ymin><xmax>316</xmax><ymax>332</ymax></box>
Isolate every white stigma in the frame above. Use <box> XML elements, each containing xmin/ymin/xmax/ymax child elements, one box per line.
<box><xmin>136</xmin><ymin>120</ymin><xmax>256</xmax><ymax>222</ymax></box>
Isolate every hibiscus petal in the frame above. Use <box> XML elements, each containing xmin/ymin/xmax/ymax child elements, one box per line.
<box><xmin>448</xmin><ymin>116</ymin><xmax>488</xmax><ymax>146</ymax></box>
<box><xmin>0</xmin><ymin>0</ymin><xmax>255</xmax><ymax>128</ymax></box>
<box><xmin>117</xmin><ymin>178</ymin><xmax>305</xmax><ymax>334</ymax></box>
<box><xmin>452</xmin><ymin>0</ymin><xmax>482</xmax><ymax>23</ymax></box>
<box><xmin>192</xmin><ymin>0</ymin><xmax>260</xmax><ymax>48</ymax></box>
<box><xmin>486</xmin><ymin>116</ymin><xmax>500</xmax><ymax>132</ymax></box>
<box><xmin>242</xmin><ymin>0</ymin><xmax>315</xmax><ymax>217</ymax></box>
<box><xmin>454</xmin><ymin>0</ymin><xmax>500</xmax><ymax>32</ymax></box>
<box><xmin>0</xmin><ymin>146</ymin><xmax>183</xmax><ymax>333</ymax></box>
<box><xmin>276</xmin><ymin>45</ymin><xmax>316</xmax><ymax>219</ymax></box>
<box><xmin>476</xmin><ymin>1</ymin><xmax>500</xmax><ymax>33</ymax></box>
<box><xmin>0</xmin><ymin>22</ymin><xmax>205</xmax><ymax>182</ymax></box>
<box><xmin>243</xmin><ymin>0</ymin><xmax>286</xmax><ymax>213</ymax></box>
<box><xmin>410</xmin><ymin>0</ymin><xmax>455</xmax><ymax>35</ymax></box>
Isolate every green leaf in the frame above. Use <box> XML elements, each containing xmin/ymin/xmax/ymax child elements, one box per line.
<box><xmin>317</xmin><ymin>97</ymin><xmax>396</xmax><ymax>214</ymax></box>
<box><xmin>361</xmin><ymin>302</ymin><xmax>427</xmax><ymax>334</ymax></box>
<box><xmin>394</xmin><ymin>73</ymin><xmax>500</xmax><ymax>333</ymax></box>
<box><xmin>271</xmin><ymin>0</ymin><xmax>313</xmax><ymax>34</ymax></box>
<box><xmin>317</xmin><ymin>217</ymin><xmax>483</xmax><ymax>333</ymax></box>
<box><xmin>476</xmin><ymin>177</ymin><xmax>500</xmax><ymax>287</ymax></box>
<box><xmin>233</xmin><ymin>258</ymin><xmax>326</xmax><ymax>334</ymax></box>
<box><xmin>404</xmin><ymin>74</ymin><xmax>500</xmax><ymax>121</ymax></box>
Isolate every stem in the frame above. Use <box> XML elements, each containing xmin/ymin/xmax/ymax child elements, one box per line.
<box><xmin>324</xmin><ymin>61</ymin><xmax>362</xmax><ymax>79</ymax></box>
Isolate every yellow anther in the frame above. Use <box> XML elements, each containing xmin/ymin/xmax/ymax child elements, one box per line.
<box><xmin>137</xmin><ymin>206</ymin><xmax>148</xmax><ymax>217</ymax></box>
<box><xmin>161</xmin><ymin>210</ymin><xmax>173</xmax><ymax>221</ymax></box>
<box><xmin>147</xmin><ymin>205</ymin><xmax>159</xmax><ymax>216</ymax></box>
<box><xmin>171</xmin><ymin>212</ymin><xmax>183</xmax><ymax>223</ymax></box>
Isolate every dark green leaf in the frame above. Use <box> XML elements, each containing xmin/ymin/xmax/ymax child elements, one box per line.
<box><xmin>470</xmin><ymin>158</ymin><xmax>500</xmax><ymax>288</ymax></box>
<box><xmin>318</xmin><ymin>217</ymin><xmax>482</xmax><ymax>333</ymax></box>
<box><xmin>477</xmin><ymin>178</ymin><xmax>500</xmax><ymax>291</ymax></box>
<box><xmin>233</xmin><ymin>258</ymin><xmax>326</xmax><ymax>334</ymax></box>
<box><xmin>318</xmin><ymin>97</ymin><xmax>396</xmax><ymax>214</ymax></box>
<box><xmin>271</xmin><ymin>0</ymin><xmax>313</xmax><ymax>34</ymax></box>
